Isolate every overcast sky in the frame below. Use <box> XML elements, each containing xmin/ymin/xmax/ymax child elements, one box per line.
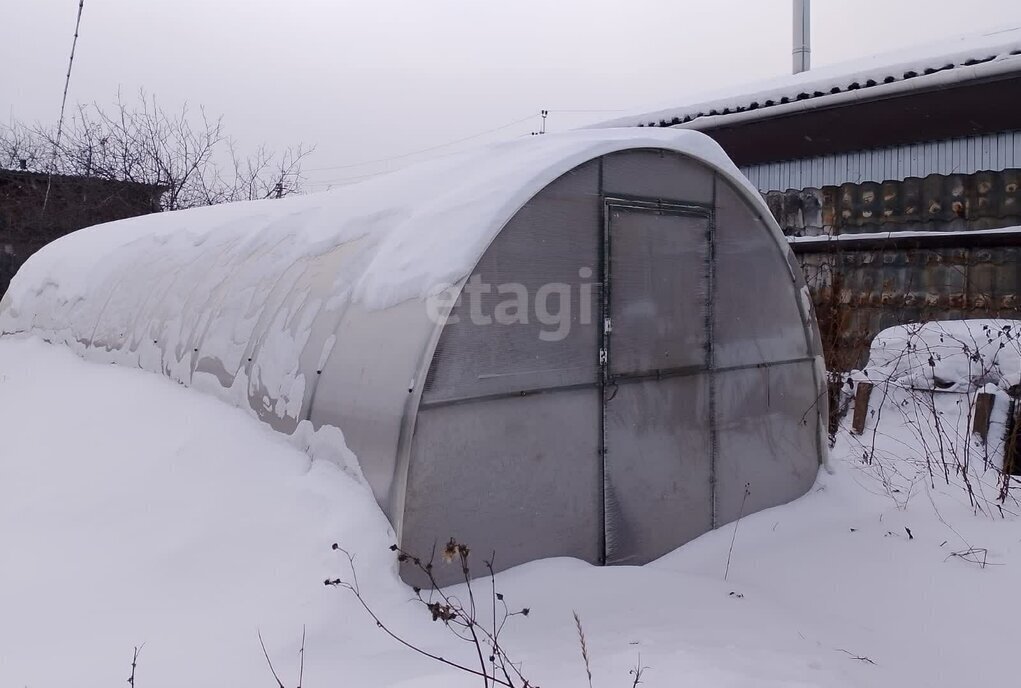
<box><xmin>3</xmin><ymin>0</ymin><xmax>1021</xmax><ymax>190</ymax></box>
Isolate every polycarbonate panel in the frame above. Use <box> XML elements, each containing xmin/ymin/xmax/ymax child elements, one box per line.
<box><xmin>149</xmin><ymin>237</ymin><xmax>246</xmax><ymax>382</ymax></box>
<box><xmin>422</xmin><ymin>161</ymin><xmax>601</xmax><ymax>403</ymax></box>
<box><xmin>603</xmin><ymin>374</ymin><xmax>712</xmax><ymax>565</ymax></box>
<box><xmin>169</xmin><ymin>237</ymin><xmax>250</xmax><ymax>370</ymax></box>
<box><xmin>235</xmin><ymin>258</ymin><xmax>314</xmax><ymax>430</ymax></box>
<box><xmin>123</xmin><ymin>257</ymin><xmax>188</xmax><ymax>344</ymax></box>
<box><xmin>234</xmin><ymin>241</ymin><xmax>356</xmax><ymax>434</ymax></box>
<box><xmin>714</xmin><ymin>360</ymin><xmax>821</xmax><ymax>526</ymax></box>
<box><xmin>607</xmin><ymin>207</ymin><xmax>709</xmax><ymax>374</ymax></box>
<box><xmin>402</xmin><ymin>389</ymin><xmax>602</xmax><ymax>585</ymax></box>
<box><xmin>311</xmin><ymin>299</ymin><xmax>438</xmax><ymax>510</ymax></box>
<box><xmin>188</xmin><ymin>233</ymin><xmax>329</xmax><ymax>388</ymax></box>
<box><xmin>714</xmin><ymin>179</ymin><xmax>810</xmax><ymax>368</ymax></box>
<box><xmin>91</xmin><ymin>235</ymin><xmax>216</xmax><ymax>356</ymax></box>
<box><xmin>602</xmin><ymin>149</ymin><xmax>714</xmax><ymax>203</ymax></box>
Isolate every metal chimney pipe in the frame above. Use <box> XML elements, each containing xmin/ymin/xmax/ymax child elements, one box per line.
<box><xmin>793</xmin><ymin>0</ymin><xmax>811</xmax><ymax>74</ymax></box>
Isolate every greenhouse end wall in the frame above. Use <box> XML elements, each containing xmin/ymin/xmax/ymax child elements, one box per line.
<box><xmin>400</xmin><ymin>149</ymin><xmax>824</xmax><ymax>583</ymax></box>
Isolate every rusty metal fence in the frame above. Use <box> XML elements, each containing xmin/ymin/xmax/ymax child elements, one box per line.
<box><xmin>769</xmin><ymin>167</ymin><xmax>1021</xmax><ymax>370</ymax></box>
<box><xmin>793</xmin><ymin>234</ymin><xmax>1021</xmax><ymax>370</ymax></box>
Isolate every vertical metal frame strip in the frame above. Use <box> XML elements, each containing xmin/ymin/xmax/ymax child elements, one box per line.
<box><xmin>707</xmin><ymin>175</ymin><xmax>719</xmax><ymax>528</ymax></box>
<box><xmin>597</xmin><ymin>158</ymin><xmax>609</xmax><ymax>566</ymax></box>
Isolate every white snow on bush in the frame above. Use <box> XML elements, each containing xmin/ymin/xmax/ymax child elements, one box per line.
<box><xmin>2</xmin><ymin>334</ymin><xmax>1020</xmax><ymax>687</ymax></box>
<box><xmin>854</xmin><ymin>319</ymin><xmax>1021</xmax><ymax>392</ymax></box>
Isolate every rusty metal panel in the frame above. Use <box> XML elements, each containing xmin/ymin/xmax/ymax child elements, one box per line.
<box><xmin>793</xmin><ymin>238</ymin><xmax>1021</xmax><ymax>370</ymax></box>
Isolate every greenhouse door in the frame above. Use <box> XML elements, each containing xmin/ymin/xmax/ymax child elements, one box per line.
<box><xmin>602</xmin><ymin>202</ymin><xmax>714</xmax><ymax>565</ymax></box>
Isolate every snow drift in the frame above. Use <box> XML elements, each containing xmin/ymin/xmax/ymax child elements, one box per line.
<box><xmin>1</xmin><ymin>329</ymin><xmax>1018</xmax><ymax>687</ymax></box>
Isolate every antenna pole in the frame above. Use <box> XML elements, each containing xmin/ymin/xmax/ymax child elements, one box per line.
<box><xmin>531</xmin><ymin>109</ymin><xmax>549</xmax><ymax>136</ymax></box>
<box><xmin>793</xmin><ymin>0</ymin><xmax>811</xmax><ymax>74</ymax></box>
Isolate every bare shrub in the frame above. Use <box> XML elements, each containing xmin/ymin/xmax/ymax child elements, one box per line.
<box><xmin>326</xmin><ymin>539</ymin><xmax>650</xmax><ymax>687</ymax></box>
<box><xmin>836</xmin><ymin>320</ymin><xmax>1021</xmax><ymax>515</ymax></box>
<box><xmin>259</xmin><ymin>627</ymin><xmax>305</xmax><ymax>688</ymax></box>
<box><xmin>1</xmin><ymin>90</ymin><xmax>313</xmax><ymax>211</ymax></box>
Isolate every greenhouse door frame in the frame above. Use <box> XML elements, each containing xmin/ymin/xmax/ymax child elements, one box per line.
<box><xmin>599</xmin><ymin>197</ymin><xmax>715</xmax><ymax>565</ymax></box>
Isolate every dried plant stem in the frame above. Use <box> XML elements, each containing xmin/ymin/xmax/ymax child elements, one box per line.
<box><xmin>128</xmin><ymin>644</ymin><xmax>143</xmax><ymax>688</ymax></box>
<box><xmin>259</xmin><ymin>630</ymin><xmax>286</xmax><ymax>688</ymax></box>
<box><xmin>573</xmin><ymin>611</ymin><xmax>593</xmax><ymax>688</ymax></box>
<box><xmin>725</xmin><ymin>483</ymin><xmax>751</xmax><ymax>581</ymax></box>
<box><xmin>298</xmin><ymin>625</ymin><xmax>305</xmax><ymax>688</ymax></box>
<box><xmin>327</xmin><ymin>545</ymin><xmax>519</xmax><ymax>687</ymax></box>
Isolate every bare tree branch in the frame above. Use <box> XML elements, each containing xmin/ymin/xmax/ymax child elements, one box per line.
<box><xmin>1</xmin><ymin>90</ymin><xmax>313</xmax><ymax>211</ymax></box>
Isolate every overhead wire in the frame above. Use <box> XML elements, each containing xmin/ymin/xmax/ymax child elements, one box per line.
<box><xmin>545</xmin><ymin>108</ymin><xmax>628</xmax><ymax>114</ymax></box>
<box><xmin>42</xmin><ymin>0</ymin><xmax>86</xmax><ymax>214</ymax></box>
<box><xmin>305</xmin><ymin>112</ymin><xmax>538</xmax><ymax>173</ymax></box>
<box><xmin>303</xmin><ymin>107</ymin><xmax>630</xmax><ymax>189</ymax></box>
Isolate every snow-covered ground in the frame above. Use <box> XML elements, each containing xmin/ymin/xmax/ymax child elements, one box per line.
<box><xmin>2</xmin><ymin>333</ymin><xmax>1019</xmax><ymax>687</ymax></box>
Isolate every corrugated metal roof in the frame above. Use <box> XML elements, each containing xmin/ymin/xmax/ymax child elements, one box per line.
<box><xmin>597</xmin><ymin>25</ymin><xmax>1021</xmax><ymax>130</ymax></box>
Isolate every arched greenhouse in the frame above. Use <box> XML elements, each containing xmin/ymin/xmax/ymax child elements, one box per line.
<box><xmin>0</xmin><ymin>128</ymin><xmax>827</xmax><ymax>584</ymax></box>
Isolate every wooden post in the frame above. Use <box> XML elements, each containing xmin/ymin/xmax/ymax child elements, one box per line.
<box><xmin>827</xmin><ymin>381</ymin><xmax>844</xmax><ymax>437</ymax></box>
<box><xmin>851</xmin><ymin>382</ymin><xmax>874</xmax><ymax>435</ymax></box>
<box><xmin>972</xmin><ymin>392</ymin><xmax>996</xmax><ymax>443</ymax></box>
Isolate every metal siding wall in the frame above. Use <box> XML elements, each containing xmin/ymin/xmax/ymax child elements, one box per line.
<box><xmin>743</xmin><ymin>132</ymin><xmax>1021</xmax><ymax>192</ymax></box>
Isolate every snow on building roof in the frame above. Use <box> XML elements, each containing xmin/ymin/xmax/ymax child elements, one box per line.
<box><xmin>787</xmin><ymin>225</ymin><xmax>1021</xmax><ymax>247</ymax></box>
<box><xmin>596</xmin><ymin>25</ymin><xmax>1021</xmax><ymax>130</ymax></box>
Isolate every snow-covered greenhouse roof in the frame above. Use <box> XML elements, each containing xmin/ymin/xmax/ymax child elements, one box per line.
<box><xmin>1</xmin><ymin>128</ymin><xmax>746</xmax><ymax>316</ymax></box>
<box><xmin>0</xmin><ymin>127</ymin><xmax>827</xmax><ymax>585</ymax></box>
<box><xmin>597</xmin><ymin>25</ymin><xmax>1021</xmax><ymax>130</ymax></box>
